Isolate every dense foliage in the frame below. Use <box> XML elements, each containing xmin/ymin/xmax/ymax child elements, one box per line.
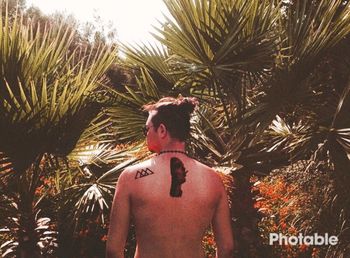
<box><xmin>1</xmin><ymin>0</ymin><xmax>350</xmax><ymax>257</ymax></box>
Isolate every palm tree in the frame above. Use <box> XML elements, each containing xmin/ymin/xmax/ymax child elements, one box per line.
<box><xmin>0</xmin><ymin>3</ymin><xmax>117</xmax><ymax>257</ymax></box>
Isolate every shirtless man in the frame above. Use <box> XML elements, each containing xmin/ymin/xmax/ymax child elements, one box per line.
<box><xmin>106</xmin><ymin>96</ymin><xmax>234</xmax><ymax>258</ymax></box>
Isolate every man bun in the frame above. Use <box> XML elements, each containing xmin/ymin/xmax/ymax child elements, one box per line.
<box><xmin>143</xmin><ymin>95</ymin><xmax>198</xmax><ymax>113</ymax></box>
<box><xmin>143</xmin><ymin>95</ymin><xmax>199</xmax><ymax>141</ymax></box>
<box><xmin>176</xmin><ymin>96</ymin><xmax>198</xmax><ymax>115</ymax></box>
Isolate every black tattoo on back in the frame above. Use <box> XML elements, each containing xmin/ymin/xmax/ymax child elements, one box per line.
<box><xmin>170</xmin><ymin>157</ymin><xmax>188</xmax><ymax>197</ymax></box>
<box><xmin>135</xmin><ymin>168</ymin><xmax>154</xmax><ymax>179</ymax></box>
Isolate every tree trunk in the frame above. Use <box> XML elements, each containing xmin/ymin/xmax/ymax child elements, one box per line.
<box><xmin>16</xmin><ymin>173</ymin><xmax>42</xmax><ymax>258</ymax></box>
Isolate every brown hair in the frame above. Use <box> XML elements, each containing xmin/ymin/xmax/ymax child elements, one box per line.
<box><xmin>143</xmin><ymin>96</ymin><xmax>198</xmax><ymax>141</ymax></box>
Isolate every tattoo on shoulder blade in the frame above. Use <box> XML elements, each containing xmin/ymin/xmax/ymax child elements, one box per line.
<box><xmin>170</xmin><ymin>157</ymin><xmax>188</xmax><ymax>197</ymax></box>
<box><xmin>135</xmin><ymin>168</ymin><xmax>155</xmax><ymax>179</ymax></box>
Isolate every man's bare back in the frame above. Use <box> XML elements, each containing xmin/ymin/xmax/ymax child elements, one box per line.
<box><xmin>117</xmin><ymin>153</ymin><xmax>230</xmax><ymax>258</ymax></box>
<box><xmin>106</xmin><ymin>97</ymin><xmax>234</xmax><ymax>258</ymax></box>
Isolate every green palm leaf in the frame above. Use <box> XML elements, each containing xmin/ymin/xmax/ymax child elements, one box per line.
<box><xmin>189</xmin><ymin>102</ymin><xmax>243</xmax><ymax>165</ymax></box>
<box><xmin>121</xmin><ymin>42</ymin><xmax>175</xmax><ymax>89</ymax></box>
<box><xmin>155</xmin><ymin>0</ymin><xmax>279</xmax><ymax>98</ymax></box>
<box><xmin>0</xmin><ymin>10</ymin><xmax>117</xmax><ymax>173</ymax></box>
<box><xmin>105</xmin><ymin>73</ymin><xmax>161</xmax><ymax>142</ymax></box>
<box><xmin>241</xmin><ymin>0</ymin><xmax>350</xmax><ymax>134</ymax></box>
<box><xmin>284</xmin><ymin>0</ymin><xmax>350</xmax><ymax>65</ymax></box>
<box><xmin>65</xmin><ymin>155</ymin><xmax>141</xmax><ymax>228</ymax></box>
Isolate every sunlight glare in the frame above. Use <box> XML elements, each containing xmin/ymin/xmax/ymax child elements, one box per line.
<box><xmin>26</xmin><ymin>0</ymin><xmax>168</xmax><ymax>47</ymax></box>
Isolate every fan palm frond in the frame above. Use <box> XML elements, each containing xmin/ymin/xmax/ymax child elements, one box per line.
<box><xmin>105</xmin><ymin>74</ymin><xmax>162</xmax><ymax>142</ymax></box>
<box><xmin>240</xmin><ymin>0</ymin><xmax>350</xmax><ymax>134</ymax></box>
<box><xmin>334</xmin><ymin>128</ymin><xmax>350</xmax><ymax>156</ymax></box>
<box><xmin>0</xmin><ymin>9</ymin><xmax>117</xmax><ymax>173</ymax></box>
<box><xmin>189</xmin><ymin>102</ymin><xmax>244</xmax><ymax>165</ymax></box>
<box><xmin>121</xmin><ymin>42</ymin><xmax>175</xmax><ymax>88</ymax></box>
<box><xmin>156</xmin><ymin>0</ymin><xmax>279</xmax><ymax>99</ymax></box>
<box><xmin>284</xmin><ymin>0</ymin><xmax>350</xmax><ymax>66</ymax></box>
<box><xmin>329</xmin><ymin>79</ymin><xmax>350</xmax><ymax>157</ymax></box>
<box><xmin>66</xmin><ymin>156</ymin><xmax>141</xmax><ymax>229</ymax></box>
<box><xmin>262</xmin><ymin>115</ymin><xmax>315</xmax><ymax>159</ymax></box>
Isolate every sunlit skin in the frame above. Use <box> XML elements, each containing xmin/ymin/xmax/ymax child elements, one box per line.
<box><xmin>106</xmin><ymin>110</ymin><xmax>234</xmax><ymax>258</ymax></box>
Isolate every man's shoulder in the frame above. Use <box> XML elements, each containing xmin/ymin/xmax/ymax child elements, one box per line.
<box><xmin>191</xmin><ymin>159</ymin><xmax>215</xmax><ymax>173</ymax></box>
<box><xmin>125</xmin><ymin>159</ymin><xmax>152</xmax><ymax>171</ymax></box>
<box><xmin>119</xmin><ymin>158</ymin><xmax>154</xmax><ymax>179</ymax></box>
<box><xmin>191</xmin><ymin>159</ymin><xmax>223</xmax><ymax>182</ymax></box>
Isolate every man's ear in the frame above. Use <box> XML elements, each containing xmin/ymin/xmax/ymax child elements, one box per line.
<box><xmin>158</xmin><ymin>123</ymin><xmax>167</xmax><ymax>138</ymax></box>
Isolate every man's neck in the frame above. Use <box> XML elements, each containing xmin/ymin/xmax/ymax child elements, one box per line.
<box><xmin>159</xmin><ymin>141</ymin><xmax>185</xmax><ymax>153</ymax></box>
